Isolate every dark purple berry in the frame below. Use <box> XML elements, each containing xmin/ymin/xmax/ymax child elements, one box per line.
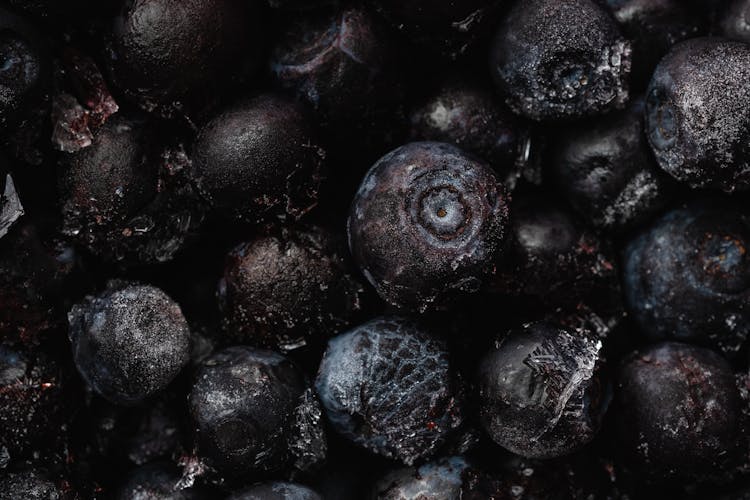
<box><xmin>490</xmin><ymin>0</ymin><xmax>631</xmax><ymax>121</ymax></box>
<box><xmin>348</xmin><ymin>142</ymin><xmax>509</xmax><ymax>312</ymax></box>
<box><xmin>218</xmin><ymin>225</ymin><xmax>365</xmax><ymax>351</ymax></box>
<box><xmin>646</xmin><ymin>38</ymin><xmax>750</xmax><ymax>192</ymax></box>
<box><xmin>227</xmin><ymin>482</ymin><xmax>322</xmax><ymax>500</ymax></box>
<box><xmin>478</xmin><ymin>322</ymin><xmax>610</xmax><ymax>459</ymax></box>
<box><xmin>188</xmin><ymin>346</ymin><xmax>326</xmax><ymax>478</ymax></box>
<box><xmin>315</xmin><ymin>317</ymin><xmax>464</xmax><ymax>465</ymax></box>
<box><xmin>68</xmin><ymin>281</ymin><xmax>191</xmax><ymax>406</ymax></box>
<box><xmin>191</xmin><ymin>94</ymin><xmax>324</xmax><ymax>223</ymax></box>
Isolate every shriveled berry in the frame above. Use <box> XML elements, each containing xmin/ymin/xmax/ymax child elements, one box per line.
<box><xmin>315</xmin><ymin>317</ymin><xmax>464</xmax><ymax>465</ymax></box>
<box><xmin>68</xmin><ymin>281</ymin><xmax>191</xmax><ymax>406</ymax></box>
<box><xmin>348</xmin><ymin>142</ymin><xmax>509</xmax><ymax>312</ymax></box>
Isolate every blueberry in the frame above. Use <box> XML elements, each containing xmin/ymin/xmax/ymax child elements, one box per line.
<box><xmin>372</xmin><ymin>456</ymin><xmax>470</xmax><ymax>499</ymax></box>
<box><xmin>68</xmin><ymin>281</ymin><xmax>191</xmax><ymax>406</ymax></box>
<box><xmin>408</xmin><ymin>79</ymin><xmax>530</xmax><ymax>185</ymax></box>
<box><xmin>615</xmin><ymin>342</ymin><xmax>742</xmax><ymax>483</ymax></box>
<box><xmin>348</xmin><ymin>142</ymin><xmax>509</xmax><ymax>312</ymax></box>
<box><xmin>605</xmin><ymin>0</ymin><xmax>703</xmax><ymax>87</ymax></box>
<box><xmin>192</xmin><ymin>94</ymin><xmax>324</xmax><ymax>223</ymax></box>
<box><xmin>108</xmin><ymin>0</ymin><xmax>261</xmax><ymax>115</ymax></box>
<box><xmin>227</xmin><ymin>482</ymin><xmax>322</xmax><ymax>500</ymax></box>
<box><xmin>315</xmin><ymin>316</ymin><xmax>464</xmax><ymax>465</ymax></box>
<box><xmin>188</xmin><ymin>346</ymin><xmax>326</xmax><ymax>477</ymax></box>
<box><xmin>0</xmin><ymin>469</ymin><xmax>61</xmax><ymax>500</ymax></box>
<box><xmin>623</xmin><ymin>201</ymin><xmax>750</xmax><ymax>355</ymax></box>
<box><xmin>368</xmin><ymin>0</ymin><xmax>501</xmax><ymax>59</ymax></box>
<box><xmin>116</xmin><ymin>462</ymin><xmax>211</xmax><ymax>499</ymax></box>
<box><xmin>552</xmin><ymin>97</ymin><xmax>674</xmax><ymax>232</ymax></box>
<box><xmin>478</xmin><ymin>321</ymin><xmax>610</xmax><ymax>459</ymax></box>
<box><xmin>218</xmin><ymin>225</ymin><xmax>365</xmax><ymax>351</ymax></box>
<box><xmin>490</xmin><ymin>0</ymin><xmax>631</xmax><ymax>121</ymax></box>
<box><xmin>645</xmin><ymin>38</ymin><xmax>750</xmax><ymax>192</ymax></box>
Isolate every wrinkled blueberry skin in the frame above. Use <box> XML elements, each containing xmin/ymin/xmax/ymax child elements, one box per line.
<box><xmin>68</xmin><ymin>281</ymin><xmax>191</xmax><ymax>406</ymax></box>
<box><xmin>491</xmin><ymin>197</ymin><xmax>620</xmax><ymax>311</ymax></box>
<box><xmin>0</xmin><ymin>345</ymin><xmax>68</xmax><ymax>461</ymax></box>
<box><xmin>270</xmin><ymin>7</ymin><xmax>403</xmax><ymax>153</ymax></box>
<box><xmin>192</xmin><ymin>94</ymin><xmax>324</xmax><ymax>223</ymax></box>
<box><xmin>219</xmin><ymin>225</ymin><xmax>365</xmax><ymax>351</ymax></box>
<box><xmin>189</xmin><ymin>346</ymin><xmax>326</xmax><ymax>478</ymax></box>
<box><xmin>348</xmin><ymin>142</ymin><xmax>509</xmax><ymax>312</ymax></box>
<box><xmin>615</xmin><ymin>342</ymin><xmax>742</xmax><ymax>484</ymax></box>
<box><xmin>227</xmin><ymin>482</ymin><xmax>322</xmax><ymax>500</ymax></box>
<box><xmin>373</xmin><ymin>456</ymin><xmax>470</xmax><ymax>500</ymax></box>
<box><xmin>0</xmin><ymin>469</ymin><xmax>61</xmax><ymax>500</ymax></box>
<box><xmin>315</xmin><ymin>317</ymin><xmax>464</xmax><ymax>465</ymax></box>
<box><xmin>109</xmin><ymin>0</ymin><xmax>260</xmax><ymax>115</ymax></box>
<box><xmin>552</xmin><ymin>98</ymin><xmax>673</xmax><ymax>233</ymax></box>
<box><xmin>646</xmin><ymin>38</ymin><xmax>750</xmax><ymax>192</ymax></box>
<box><xmin>718</xmin><ymin>0</ymin><xmax>750</xmax><ymax>43</ymax></box>
<box><xmin>116</xmin><ymin>462</ymin><xmax>210</xmax><ymax>500</ymax></box>
<box><xmin>409</xmin><ymin>80</ymin><xmax>529</xmax><ymax>183</ymax></box>
<box><xmin>606</xmin><ymin>0</ymin><xmax>703</xmax><ymax>88</ymax></box>
<box><xmin>490</xmin><ymin>0</ymin><xmax>631</xmax><ymax>121</ymax></box>
<box><xmin>624</xmin><ymin>202</ymin><xmax>750</xmax><ymax>355</ymax></box>
<box><xmin>478</xmin><ymin>322</ymin><xmax>610</xmax><ymax>459</ymax></box>
<box><xmin>368</xmin><ymin>0</ymin><xmax>501</xmax><ymax>59</ymax></box>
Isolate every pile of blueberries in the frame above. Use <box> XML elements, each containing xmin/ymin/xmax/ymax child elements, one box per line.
<box><xmin>4</xmin><ymin>0</ymin><xmax>750</xmax><ymax>498</ymax></box>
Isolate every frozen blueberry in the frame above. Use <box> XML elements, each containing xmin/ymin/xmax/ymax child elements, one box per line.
<box><xmin>368</xmin><ymin>0</ymin><xmax>500</xmax><ymax>59</ymax></box>
<box><xmin>491</xmin><ymin>196</ymin><xmax>620</xmax><ymax>311</ymax></box>
<box><xmin>0</xmin><ymin>345</ymin><xmax>68</xmax><ymax>461</ymax></box>
<box><xmin>108</xmin><ymin>0</ymin><xmax>261</xmax><ymax>115</ymax></box>
<box><xmin>116</xmin><ymin>462</ymin><xmax>210</xmax><ymax>499</ymax></box>
<box><xmin>605</xmin><ymin>0</ymin><xmax>703</xmax><ymax>87</ymax></box>
<box><xmin>372</xmin><ymin>456</ymin><xmax>470</xmax><ymax>499</ymax></box>
<box><xmin>624</xmin><ymin>201</ymin><xmax>750</xmax><ymax>355</ymax></box>
<box><xmin>408</xmin><ymin>79</ymin><xmax>530</xmax><ymax>185</ymax></box>
<box><xmin>227</xmin><ymin>482</ymin><xmax>322</xmax><ymax>500</ymax></box>
<box><xmin>218</xmin><ymin>225</ymin><xmax>365</xmax><ymax>351</ymax></box>
<box><xmin>490</xmin><ymin>0</ymin><xmax>631</xmax><ymax>121</ymax></box>
<box><xmin>315</xmin><ymin>317</ymin><xmax>464</xmax><ymax>465</ymax></box>
<box><xmin>189</xmin><ymin>346</ymin><xmax>326</xmax><ymax>477</ymax></box>
<box><xmin>191</xmin><ymin>94</ymin><xmax>324</xmax><ymax>223</ymax></box>
<box><xmin>646</xmin><ymin>38</ymin><xmax>750</xmax><ymax>192</ymax></box>
<box><xmin>0</xmin><ymin>469</ymin><xmax>61</xmax><ymax>500</ymax></box>
<box><xmin>68</xmin><ymin>281</ymin><xmax>191</xmax><ymax>406</ymax></box>
<box><xmin>478</xmin><ymin>322</ymin><xmax>610</xmax><ymax>459</ymax></box>
<box><xmin>552</xmin><ymin>98</ymin><xmax>673</xmax><ymax>232</ymax></box>
<box><xmin>616</xmin><ymin>342</ymin><xmax>742</xmax><ymax>483</ymax></box>
<box><xmin>348</xmin><ymin>142</ymin><xmax>509</xmax><ymax>312</ymax></box>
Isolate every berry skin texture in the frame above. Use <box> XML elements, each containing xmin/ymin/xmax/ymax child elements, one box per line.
<box><xmin>623</xmin><ymin>201</ymin><xmax>750</xmax><ymax>356</ymax></box>
<box><xmin>646</xmin><ymin>38</ymin><xmax>750</xmax><ymax>192</ymax></box>
<box><xmin>227</xmin><ymin>482</ymin><xmax>322</xmax><ymax>500</ymax></box>
<box><xmin>116</xmin><ymin>462</ymin><xmax>210</xmax><ymax>499</ymax></box>
<box><xmin>109</xmin><ymin>0</ymin><xmax>260</xmax><ymax>114</ymax></box>
<box><xmin>0</xmin><ymin>469</ymin><xmax>60</xmax><ymax>500</ymax></box>
<box><xmin>552</xmin><ymin>98</ymin><xmax>673</xmax><ymax>233</ymax></box>
<box><xmin>315</xmin><ymin>317</ymin><xmax>464</xmax><ymax>465</ymax></box>
<box><xmin>192</xmin><ymin>94</ymin><xmax>324</xmax><ymax>223</ymax></box>
<box><xmin>615</xmin><ymin>342</ymin><xmax>742</xmax><ymax>483</ymax></box>
<box><xmin>348</xmin><ymin>142</ymin><xmax>509</xmax><ymax>312</ymax></box>
<box><xmin>218</xmin><ymin>225</ymin><xmax>365</xmax><ymax>351</ymax></box>
<box><xmin>490</xmin><ymin>0</ymin><xmax>631</xmax><ymax>121</ymax></box>
<box><xmin>189</xmin><ymin>346</ymin><xmax>326</xmax><ymax>478</ymax></box>
<box><xmin>68</xmin><ymin>281</ymin><xmax>191</xmax><ymax>406</ymax></box>
<box><xmin>478</xmin><ymin>322</ymin><xmax>610</xmax><ymax>459</ymax></box>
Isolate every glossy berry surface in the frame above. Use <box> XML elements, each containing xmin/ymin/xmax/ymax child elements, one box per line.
<box><xmin>615</xmin><ymin>342</ymin><xmax>742</xmax><ymax>483</ymax></box>
<box><xmin>315</xmin><ymin>317</ymin><xmax>464</xmax><ymax>465</ymax></box>
<box><xmin>490</xmin><ymin>0</ymin><xmax>631</xmax><ymax>121</ymax></box>
<box><xmin>624</xmin><ymin>201</ymin><xmax>750</xmax><ymax>355</ymax></box>
<box><xmin>218</xmin><ymin>225</ymin><xmax>364</xmax><ymax>351</ymax></box>
<box><xmin>646</xmin><ymin>38</ymin><xmax>750</xmax><ymax>192</ymax></box>
<box><xmin>68</xmin><ymin>281</ymin><xmax>191</xmax><ymax>405</ymax></box>
<box><xmin>478</xmin><ymin>322</ymin><xmax>610</xmax><ymax>459</ymax></box>
<box><xmin>192</xmin><ymin>94</ymin><xmax>324</xmax><ymax>223</ymax></box>
<box><xmin>226</xmin><ymin>482</ymin><xmax>322</xmax><ymax>500</ymax></box>
<box><xmin>189</xmin><ymin>346</ymin><xmax>326</xmax><ymax>477</ymax></box>
<box><xmin>348</xmin><ymin>142</ymin><xmax>509</xmax><ymax>311</ymax></box>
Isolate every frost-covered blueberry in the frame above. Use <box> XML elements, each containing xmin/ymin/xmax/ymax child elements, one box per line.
<box><xmin>372</xmin><ymin>456</ymin><xmax>470</xmax><ymax>500</ymax></box>
<box><xmin>227</xmin><ymin>482</ymin><xmax>322</xmax><ymax>500</ymax></box>
<box><xmin>116</xmin><ymin>462</ymin><xmax>210</xmax><ymax>499</ymax></box>
<box><xmin>0</xmin><ymin>469</ymin><xmax>61</xmax><ymax>500</ymax></box>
